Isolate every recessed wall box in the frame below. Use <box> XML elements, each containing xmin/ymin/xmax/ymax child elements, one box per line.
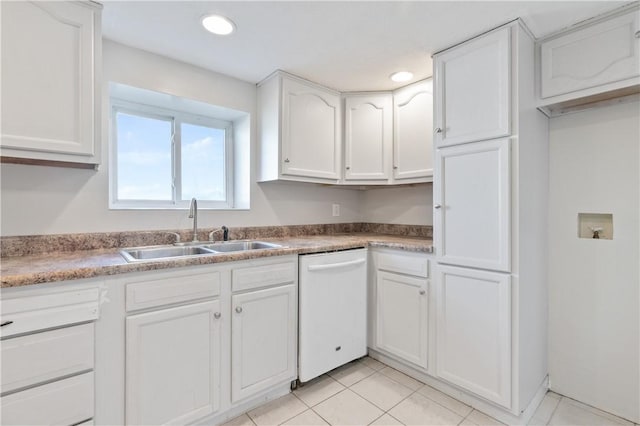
<box><xmin>578</xmin><ymin>213</ymin><xmax>613</xmax><ymax>239</ymax></box>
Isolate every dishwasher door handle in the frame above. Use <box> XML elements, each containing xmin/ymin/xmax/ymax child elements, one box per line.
<box><xmin>307</xmin><ymin>258</ymin><xmax>366</xmax><ymax>272</ymax></box>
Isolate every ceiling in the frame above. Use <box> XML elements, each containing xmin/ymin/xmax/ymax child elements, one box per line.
<box><xmin>102</xmin><ymin>1</ymin><xmax>629</xmax><ymax>92</ymax></box>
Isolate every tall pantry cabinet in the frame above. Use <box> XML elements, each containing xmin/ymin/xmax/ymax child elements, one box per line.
<box><xmin>432</xmin><ymin>20</ymin><xmax>549</xmax><ymax>419</ymax></box>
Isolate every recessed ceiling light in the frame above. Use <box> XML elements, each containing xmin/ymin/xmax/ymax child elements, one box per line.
<box><xmin>202</xmin><ymin>14</ymin><xmax>235</xmax><ymax>35</ymax></box>
<box><xmin>390</xmin><ymin>71</ymin><xmax>414</xmax><ymax>82</ymax></box>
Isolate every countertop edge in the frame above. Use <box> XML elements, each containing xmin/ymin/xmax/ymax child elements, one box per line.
<box><xmin>1</xmin><ymin>235</ymin><xmax>433</xmax><ymax>289</ymax></box>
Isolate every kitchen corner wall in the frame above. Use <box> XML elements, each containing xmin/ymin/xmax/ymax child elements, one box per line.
<box><xmin>0</xmin><ymin>40</ymin><xmax>432</xmax><ymax>237</ymax></box>
<box><xmin>548</xmin><ymin>99</ymin><xmax>639</xmax><ymax>423</ymax></box>
<box><xmin>361</xmin><ymin>184</ymin><xmax>433</xmax><ymax>225</ymax></box>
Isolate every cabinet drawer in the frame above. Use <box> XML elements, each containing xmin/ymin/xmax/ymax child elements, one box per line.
<box><xmin>1</xmin><ymin>372</ymin><xmax>94</xmax><ymax>426</ymax></box>
<box><xmin>232</xmin><ymin>262</ymin><xmax>296</xmax><ymax>292</ymax></box>
<box><xmin>377</xmin><ymin>252</ymin><xmax>429</xmax><ymax>278</ymax></box>
<box><xmin>1</xmin><ymin>323</ymin><xmax>94</xmax><ymax>394</ymax></box>
<box><xmin>1</xmin><ymin>286</ymin><xmax>101</xmax><ymax>338</ymax></box>
<box><xmin>126</xmin><ymin>270</ymin><xmax>221</xmax><ymax>312</ymax></box>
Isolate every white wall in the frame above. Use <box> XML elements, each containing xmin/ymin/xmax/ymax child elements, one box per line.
<box><xmin>361</xmin><ymin>184</ymin><xmax>433</xmax><ymax>225</ymax></box>
<box><xmin>0</xmin><ymin>41</ymin><xmax>366</xmax><ymax>236</ymax></box>
<box><xmin>548</xmin><ymin>100</ymin><xmax>639</xmax><ymax>423</ymax></box>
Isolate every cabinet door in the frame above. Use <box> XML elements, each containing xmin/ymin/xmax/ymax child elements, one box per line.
<box><xmin>344</xmin><ymin>94</ymin><xmax>392</xmax><ymax>182</ymax></box>
<box><xmin>231</xmin><ymin>284</ymin><xmax>297</xmax><ymax>402</ymax></box>
<box><xmin>434</xmin><ymin>26</ymin><xmax>511</xmax><ymax>146</ymax></box>
<box><xmin>393</xmin><ymin>79</ymin><xmax>434</xmax><ymax>180</ymax></box>
<box><xmin>436</xmin><ymin>265</ymin><xmax>511</xmax><ymax>408</ymax></box>
<box><xmin>0</xmin><ymin>1</ymin><xmax>99</xmax><ymax>163</ymax></box>
<box><xmin>375</xmin><ymin>271</ymin><xmax>428</xmax><ymax>369</ymax></box>
<box><xmin>540</xmin><ymin>10</ymin><xmax>640</xmax><ymax>99</ymax></box>
<box><xmin>126</xmin><ymin>300</ymin><xmax>221</xmax><ymax>426</ymax></box>
<box><xmin>282</xmin><ymin>77</ymin><xmax>341</xmax><ymax>180</ymax></box>
<box><xmin>434</xmin><ymin>138</ymin><xmax>511</xmax><ymax>272</ymax></box>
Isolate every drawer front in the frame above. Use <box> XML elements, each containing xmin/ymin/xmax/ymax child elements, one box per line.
<box><xmin>1</xmin><ymin>286</ymin><xmax>101</xmax><ymax>338</ymax></box>
<box><xmin>1</xmin><ymin>323</ymin><xmax>94</xmax><ymax>394</ymax></box>
<box><xmin>126</xmin><ymin>270</ymin><xmax>221</xmax><ymax>312</ymax></box>
<box><xmin>232</xmin><ymin>261</ymin><xmax>296</xmax><ymax>292</ymax></box>
<box><xmin>1</xmin><ymin>372</ymin><xmax>94</xmax><ymax>426</ymax></box>
<box><xmin>377</xmin><ymin>251</ymin><xmax>429</xmax><ymax>278</ymax></box>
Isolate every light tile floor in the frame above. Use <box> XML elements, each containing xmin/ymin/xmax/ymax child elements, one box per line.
<box><xmin>223</xmin><ymin>357</ymin><xmax>639</xmax><ymax>426</ymax></box>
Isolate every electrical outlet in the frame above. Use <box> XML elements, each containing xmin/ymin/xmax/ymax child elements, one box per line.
<box><xmin>332</xmin><ymin>204</ymin><xmax>340</xmax><ymax>217</ymax></box>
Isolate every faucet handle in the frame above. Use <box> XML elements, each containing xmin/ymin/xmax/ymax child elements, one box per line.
<box><xmin>209</xmin><ymin>226</ymin><xmax>230</xmax><ymax>242</ymax></box>
<box><xmin>166</xmin><ymin>232</ymin><xmax>181</xmax><ymax>244</ymax></box>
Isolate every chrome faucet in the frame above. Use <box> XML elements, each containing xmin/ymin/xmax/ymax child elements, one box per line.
<box><xmin>188</xmin><ymin>198</ymin><xmax>198</xmax><ymax>242</ymax></box>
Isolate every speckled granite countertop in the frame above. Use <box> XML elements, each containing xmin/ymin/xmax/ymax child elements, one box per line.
<box><xmin>0</xmin><ymin>234</ymin><xmax>433</xmax><ymax>288</ymax></box>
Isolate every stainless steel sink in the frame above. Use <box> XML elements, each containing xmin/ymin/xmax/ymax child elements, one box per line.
<box><xmin>120</xmin><ymin>245</ymin><xmax>217</xmax><ymax>262</ymax></box>
<box><xmin>200</xmin><ymin>241</ymin><xmax>283</xmax><ymax>252</ymax></box>
<box><xmin>119</xmin><ymin>240</ymin><xmax>284</xmax><ymax>262</ymax></box>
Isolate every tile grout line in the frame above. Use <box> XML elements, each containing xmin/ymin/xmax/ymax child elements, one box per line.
<box><xmin>309</xmin><ymin>405</ymin><xmax>336</xmax><ymax>426</ymax></box>
<box><xmin>351</xmin><ymin>360</ymin><xmax>472</xmax><ymax>424</ymax></box>
<box><xmin>294</xmin><ymin>375</ymin><xmax>347</xmax><ymax>408</ymax></box>
<box><xmin>275</xmin><ymin>393</ymin><xmax>311</xmax><ymax>425</ymax></box>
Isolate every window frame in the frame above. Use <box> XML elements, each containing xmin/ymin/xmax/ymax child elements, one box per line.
<box><xmin>110</xmin><ymin>99</ymin><xmax>234</xmax><ymax>210</ymax></box>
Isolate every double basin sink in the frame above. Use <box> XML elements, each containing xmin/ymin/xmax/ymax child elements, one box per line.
<box><xmin>120</xmin><ymin>241</ymin><xmax>283</xmax><ymax>263</ymax></box>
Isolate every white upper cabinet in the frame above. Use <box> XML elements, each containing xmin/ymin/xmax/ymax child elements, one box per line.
<box><xmin>343</xmin><ymin>94</ymin><xmax>392</xmax><ymax>183</ymax></box>
<box><xmin>434</xmin><ymin>138</ymin><xmax>511</xmax><ymax>272</ymax></box>
<box><xmin>258</xmin><ymin>71</ymin><xmax>342</xmax><ymax>183</ymax></box>
<box><xmin>393</xmin><ymin>79</ymin><xmax>434</xmax><ymax>182</ymax></box>
<box><xmin>0</xmin><ymin>1</ymin><xmax>101</xmax><ymax>166</ymax></box>
<box><xmin>540</xmin><ymin>10</ymin><xmax>639</xmax><ymax>98</ymax></box>
<box><xmin>538</xmin><ymin>5</ymin><xmax>640</xmax><ymax>113</ymax></box>
<box><xmin>434</xmin><ymin>27</ymin><xmax>511</xmax><ymax>147</ymax></box>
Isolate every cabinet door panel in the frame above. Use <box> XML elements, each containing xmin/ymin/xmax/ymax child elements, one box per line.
<box><xmin>282</xmin><ymin>78</ymin><xmax>341</xmax><ymax>180</ymax></box>
<box><xmin>1</xmin><ymin>1</ymin><xmax>97</xmax><ymax>159</ymax></box>
<box><xmin>434</xmin><ymin>138</ymin><xmax>511</xmax><ymax>272</ymax></box>
<box><xmin>232</xmin><ymin>284</ymin><xmax>296</xmax><ymax>402</ymax></box>
<box><xmin>393</xmin><ymin>80</ymin><xmax>434</xmax><ymax>180</ymax></box>
<box><xmin>436</xmin><ymin>265</ymin><xmax>511</xmax><ymax>408</ymax></box>
<box><xmin>541</xmin><ymin>11</ymin><xmax>640</xmax><ymax>99</ymax></box>
<box><xmin>376</xmin><ymin>271</ymin><xmax>428</xmax><ymax>369</ymax></box>
<box><xmin>344</xmin><ymin>95</ymin><xmax>392</xmax><ymax>182</ymax></box>
<box><xmin>435</xmin><ymin>27</ymin><xmax>511</xmax><ymax>146</ymax></box>
<box><xmin>126</xmin><ymin>301</ymin><xmax>221</xmax><ymax>426</ymax></box>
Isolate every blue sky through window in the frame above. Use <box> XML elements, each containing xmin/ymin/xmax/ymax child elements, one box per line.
<box><xmin>181</xmin><ymin>123</ymin><xmax>226</xmax><ymax>201</ymax></box>
<box><xmin>116</xmin><ymin>112</ymin><xmax>172</xmax><ymax>200</ymax></box>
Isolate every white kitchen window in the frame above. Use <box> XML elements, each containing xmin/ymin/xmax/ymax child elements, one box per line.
<box><xmin>110</xmin><ymin>100</ymin><xmax>234</xmax><ymax>209</ymax></box>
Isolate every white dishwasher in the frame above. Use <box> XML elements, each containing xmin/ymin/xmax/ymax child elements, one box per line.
<box><xmin>298</xmin><ymin>248</ymin><xmax>367</xmax><ymax>383</ymax></box>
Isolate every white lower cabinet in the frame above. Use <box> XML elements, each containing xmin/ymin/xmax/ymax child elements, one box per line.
<box><xmin>96</xmin><ymin>257</ymin><xmax>298</xmax><ymax>425</ymax></box>
<box><xmin>231</xmin><ymin>284</ymin><xmax>297</xmax><ymax>402</ymax></box>
<box><xmin>435</xmin><ymin>265</ymin><xmax>511</xmax><ymax>408</ymax></box>
<box><xmin>375</xmin><ymin>270</ymin><xmax>428</xmax><ymax>369</ymax></box>
<box><xmin>371</xmin><ymin>249</ymin><xmax>430</xmax><ymax>370</ymax></box>
<box><xmin>0</xmin><ymin>279</ymin><xmax>102</xmax><ymax>426</ymax></box>
<box><xmin>125</xmin><ymin>300</ymin><xmax>222</xmax><ymax>426</ymax></box>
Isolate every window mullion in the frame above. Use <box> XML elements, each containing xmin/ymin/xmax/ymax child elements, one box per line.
<box><xmin>173</xmin><ymin>118</ymin><xmax>181</xmax><ymax>205</ymax></box>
